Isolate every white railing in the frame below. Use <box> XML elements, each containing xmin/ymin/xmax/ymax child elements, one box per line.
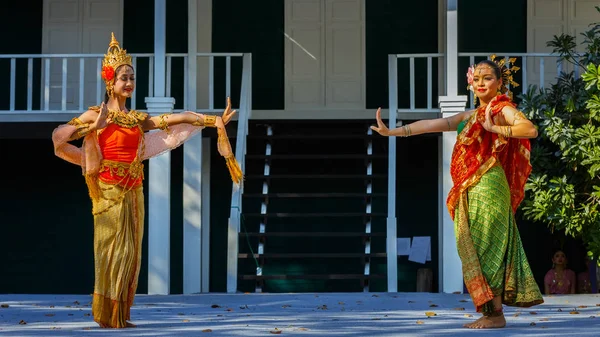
<box><xmin>0</xmin><ymin>53</ymin><xmax>154</xmax><ymax>115</ymax></box>
<box><xmin>388</xmin><ymin>52</ymin><xmax>578</xmax><ymax>115</ymax></box>
<box><xmin>458</xmin><ymin>52</ymin><xmax>582</xmax><ymax>109</ymax></box>
<box><xmin>0</xmin><ymin>52</ymin><xmax>252</xmax><ymax>118</ymax></box>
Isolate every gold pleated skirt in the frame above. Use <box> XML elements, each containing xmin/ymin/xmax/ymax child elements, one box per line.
<box><xmin>91</xmin><ymin>180</ymin><xmax>144</xmax><ymax>328</ymax></box>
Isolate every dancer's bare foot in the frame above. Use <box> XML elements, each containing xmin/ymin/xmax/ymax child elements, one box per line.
<box><xmin>463</xmin><ymin>315</ymin><xmax>485</xmax><ymax>328</ymax></box>
<box><xmin>464</xmin><ymin>314</ymin><xmax>506</xmax><ymax>329</ymax></box>
<box><xmin>97</xmin><ymin>322</ymin><xmax>110</xmax><ymax>328</ymax></box>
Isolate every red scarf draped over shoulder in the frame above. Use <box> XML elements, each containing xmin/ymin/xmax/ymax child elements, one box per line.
<box><xmin>446</xmin><ymin>95</ymin><xmax>532</xmax><ymax>219</ymax></box>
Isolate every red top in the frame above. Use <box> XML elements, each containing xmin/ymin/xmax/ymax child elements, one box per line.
<box><xmin>97</xmin><ymin>123</ymin><xmax>143</xmax><ymax>188</ymax></box>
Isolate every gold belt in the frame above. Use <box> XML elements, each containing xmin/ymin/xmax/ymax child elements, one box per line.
<box><xmin>100</xmin><ymin>159</ymin><xmax>144</xmax><ymax>180</ymax></box>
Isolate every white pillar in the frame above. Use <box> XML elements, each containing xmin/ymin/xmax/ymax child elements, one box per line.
<box><xmin>182</xmin><ymin>0</ymin><xmax>213</xmax><ymax>295</ymax></box>
<box><xmin>437</xmin><ymin>0</ymin><xmax>467</xmax><ymax>294</ymax></box>
<box><xmin>146</xmin><ymin>0</ymin><xmax>173</xmax><ymax>295</ymax></box>
<box><xmin>386</xmin><ymin>55</ymin><xmax>398</xmax><ymax>293</ymax></box>
<box><xmin>182</xmin><ymin>0</ymin><xmax>201</xmax><ymax>295</ymax></box>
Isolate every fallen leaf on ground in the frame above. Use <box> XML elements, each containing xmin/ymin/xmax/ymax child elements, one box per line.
<box><xmin>557</xmin><ymin>308</ymin><xmax>563</xmax><ymax>312</ymax></box>
<box><xmin>0</xmin><ymin>304</ymin><xmax>8</xmax><ymax>308</ymax></box>
<box><xmin>82</xmin><ymin>327</ymin><xmax>91</xmax><ymax>330</ymax></box>
<box><xmin>73</xmin><ymin>301</ymin><xmax>80</xmax><ymax>305</ymax></box>
<box><xmin>459</xmin><ymin>300</ymin><xmax>468</xmax><ymax>303</ymax></box>
<box><xmin>45</xmin><ymin>314</ymin><xmax>55</xmax><ymax>317</ymax></box>
<box><xmin>281</xmin><ymin>305</ymin><xmax>291</xmax><ymax>308</ymax></box>
<box><xmin>425</xmin><ymin>312</ymin><xmax>437</xmax><ymax>317</ymax></box>
<box><xmin>211</xmin><ymin>304</ymin><xmax>221</xmax><ymax>308</ymax></box>
<box><xmin>416</xmin><ymin>320</ymin><xmax>424</xmax><ymax>324</ymax></box>
<box><xmin>590</xmin><ymin>316</ymin><xmax>596</xmax><ymax>319</ymax></box>
<box><xmin>51</xmin><ymin>327</ymin><xmax>61</xmax><ymax>330</ymax></box>
<box><xmin>338</xmin><ymin>302</ymin><xmax>345</xmax><ymax>305</ymax></box>
<box><xmin>452</xmin><ymin>291</ymin><xmax>461</xmax><ymax>294</ymax></box>
<box><xmin>570</xmin><ymin>311</ymin><xmax>580</xmax><ymax>315</ymax></box>
<box><xmin>408</xmin><ymin>301</ymin><xmax>415</xmax><ymax>303</ymax></box>
<box><xmin>49</xmin><ymin>306</ymin><xmax>54</xmax><ymax>308</ymax></box>
<box><xmin>578</xmin><ymin>305</ymin><xmax>588</xmax><ymax>308</ymax></box>
<box><xmin>539</xmin><ymin>318</ymin><xmax>549</xmax><ymax>321</ymax></box>
<box><xmin>182</xmin><ymin>319</ymin><xmax>190</xmax><ymax>323</ymax></box>
<box><xmin>464</xmin><ymin>314</ymin><xmax>473</xmax><ymax>318</ymax></box>
<box><xmin>513</xmin><ymin>313</ymin><xmax>520</xmax><ymax>317</ymax></box>
<box><xmin>202</xmin><ymin>329</ymin><xmax>212</xmax><ymax>332</ymax></box>
<box><xmin>84</xmin><ymin>313</ymin><xmax>90</xmax><ymax>317</ymax></box>
<box><xmin>296</xmin><ymin>327</ymin><xmax>309</xmax><ymax>331</ymax></box>
<box><xmin>530</xmin><ymin>311</ymin><xmax>538</xmax><ymax>315</ymax></box>
<box><xmin>371</xmin><ymin>318</ymin><xmax>381</xmax><ymax>320</ymax></box>
<box><xmin>429</xmin><ymin>304</ymin><xmax>438</xmax><ymax>307</ymax></box>
<box><xmin>19</xmin><ymin>320</ymin><xmax>26</xmax><ymax>325</ymax></box>
<box><xmin>530</xmin><ymin>322</ymin><xmax>536</xmax><ymax>326</ymax></box>
<box><xmin>453</xmin><ymin>307</ymin><xmax>465</xmax><ymax>311</ymax></box>
<box><xmin>270</xmin><ymin>328</ymin><xmax>283</xmax><ymax>334</ymax></box>
<box><xmin>596</xmin><ymin>304</ymin><xmax>600</xmax><ymax>307</ymax></box>
<box><xmin>317</xmin><ymin>305</ymin><xmax>328</xmax><ymax>310</ymax></box>
<box><xmin>178</xmin><ymin>313</ymin><xmax>185</xmax><ymax>315</ymax></box>
<box><xmin>372</xmin><ymin>294</ymin><xmax>379</xmax><ymax>297</ymax></box>
<box><xmin>240</xmin><ymin>305</ymin><xmax>249</xmax><ymax>309</ymax></box>
<box><xmin>216</xmin><ymin>314</ymin><xmax>223</xmax><ymax>317</ymax></box>
<box><xmin>226</xmin><ymin>308</ymin><xmax>233</xmax><ymax>312</ymax></box>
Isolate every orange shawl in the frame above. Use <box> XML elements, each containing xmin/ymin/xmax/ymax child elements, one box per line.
<box><xmin>446</xmin><ymin>95</ymin><xmax>531</xmax><ymax>219</ymax></box>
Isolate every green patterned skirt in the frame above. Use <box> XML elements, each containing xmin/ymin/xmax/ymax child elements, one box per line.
<box><xmin>454</xmin><ymin>165</ymin><xmax>543</xmax><ymax>314</ymax></box>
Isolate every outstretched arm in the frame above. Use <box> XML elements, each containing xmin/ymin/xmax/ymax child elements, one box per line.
<box><xmin>370</xmin><ymin>108</ymin><xmax>473</xmax><ymax>137</ymax></box>
<box><xmin>142</xmin><ymin>97</ymin><xmax>236</xmax><ymax>132</ymax></box>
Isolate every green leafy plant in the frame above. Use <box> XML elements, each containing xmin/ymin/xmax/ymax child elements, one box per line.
<box><xmin>519</xmin><ymin>6</ymin><xmax>600</xmax><ymax>260</ymax></box>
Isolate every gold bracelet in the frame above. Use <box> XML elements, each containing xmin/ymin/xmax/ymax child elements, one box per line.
<box><xmin>203</xmin><ymin>115</ymin><xmax>217</xmax><ymax>128</ymax></box>
<box><xmin>158</xmin><ymin>113</ymin><xmax>170</xmax><ymax>131</ymax></box>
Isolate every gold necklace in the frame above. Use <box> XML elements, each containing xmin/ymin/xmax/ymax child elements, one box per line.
<box><xmin>107</xmin><ymin>108</ymin><xmax>146</xmax><ymax>128</ymax></box>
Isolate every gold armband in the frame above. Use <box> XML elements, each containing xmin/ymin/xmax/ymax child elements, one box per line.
<box><xmin>514</xmin><ymin>111</ymin><xmax>528</xmax><ymax>121</ymax></box>
<box><xmin>68</xmin><ymin>118</ymin><xmax>92</xmax><ymax>139</ymax></box>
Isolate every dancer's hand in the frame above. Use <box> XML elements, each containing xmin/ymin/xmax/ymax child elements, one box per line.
<box><xmin>481</xmin><ymin>96</ymin><xmax>498</xmax><ymax>133</ymax></box>
<box><xmin>221</xmin><ymin>97</ymin><xmax>236</xmax><ymax>125</ymax></box>
<box><xmin>370</xmin><ymin>108</ymin><xmax>390</xmax><ymax>136</ymax></box>
<box><xmin>93</xmin><ymin>102</ymin><xmax>111</xmax><ymax>130</ymax></box>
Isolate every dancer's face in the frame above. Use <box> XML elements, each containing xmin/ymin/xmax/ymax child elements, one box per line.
<box><xmin>552</xmin><ymin>251</ymin><xmax>567</xmax><ymax>266</ymax></box>
<box><xmin>113</xmin><ymin>65</ymin><xmax>135</xmax><ymax>99</ymax></box>
<box><xmin>472</xmin><ymin>66</ymin><xmax>501</xmax><ymax>102</ymax></box>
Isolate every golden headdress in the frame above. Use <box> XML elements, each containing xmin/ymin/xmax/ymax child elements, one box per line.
<box><xmin>101</xmin><ymin>32</ymin><xmax>133</xmax><ymax>97</ymax></box>
<box><xmin>466</xmin><ymin>54</ymin><xmax>521</xmax><ymax>101</ymax></box>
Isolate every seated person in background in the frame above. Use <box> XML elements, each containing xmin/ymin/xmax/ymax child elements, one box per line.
<box><xmin>544</xmin><ymin>250</ymin><xmax>576</xmax><ymax>295</ymax></box>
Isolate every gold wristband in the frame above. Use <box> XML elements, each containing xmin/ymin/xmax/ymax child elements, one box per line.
<box><xmin>203</xmin><ymin>115</ymin><xmax>217</xmax><ymax>128</ymax></box>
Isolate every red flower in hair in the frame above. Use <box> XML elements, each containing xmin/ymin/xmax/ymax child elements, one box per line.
<box><xmin>101</xmin><ymin>66</ymin><xmax>115</xmax><ymax>81</ymax></box>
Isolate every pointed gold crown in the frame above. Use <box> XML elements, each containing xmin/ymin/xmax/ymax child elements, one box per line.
<box><xmin>102</xmin><ymin>32</ymin><xmax>132</xmax><ymax>72</ymax></box>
